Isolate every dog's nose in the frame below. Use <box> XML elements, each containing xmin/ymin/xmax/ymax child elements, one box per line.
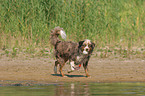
<box><xmin>86</xmin><ymin>48</ymin><xmax>89</xmax><ymax>52</ymax></box>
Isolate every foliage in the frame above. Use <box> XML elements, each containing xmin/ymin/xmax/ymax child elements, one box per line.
<box><xmin>0</xmin><ymin>0</ymin><xmax>144</xmax><ymax>57</ymax></box>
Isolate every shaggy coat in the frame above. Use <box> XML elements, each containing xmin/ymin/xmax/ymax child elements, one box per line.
<box><xmin>50</xmin><ymin>27</ymin><xmax>95</xmax><ymax>77</ymax></box>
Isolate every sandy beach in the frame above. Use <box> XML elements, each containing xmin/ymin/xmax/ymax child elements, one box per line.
<box><xmin>0</xmin><ymin>56</ymin><xmax>145</xmax><ymax>85</ymax></box>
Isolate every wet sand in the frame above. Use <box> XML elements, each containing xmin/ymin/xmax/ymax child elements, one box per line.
<box><xmin>0</xmin><ymin>56</ymin><xmax>145</xmax><ymax>85</ymax></box>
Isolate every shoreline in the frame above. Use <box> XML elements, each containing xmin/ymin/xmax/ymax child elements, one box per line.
<box><xmin>0</xmin><ymin>57</ymin><xmax>145</xmax><ymax>85</ymax></box>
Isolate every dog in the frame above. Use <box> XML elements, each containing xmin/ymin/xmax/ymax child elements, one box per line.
<box><xmin>50</xmin><ymin>26</ymin><xmax>95</xmax><ymax>77</ymax></box>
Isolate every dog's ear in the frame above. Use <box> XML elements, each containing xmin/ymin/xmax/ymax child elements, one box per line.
<box><xmin>78</xmin><ymin>41</ymin><xmax>84</xmax><ymax>48</ymax></box>
<box><xmin>91</xmin><ymin>42</ymin><xmax>95</xmax><ymax>49</ymax></box>
<box><xmin>88</xmin><ymin>42</ymin><xmax>95</xmax><ymax>54</ymax></box>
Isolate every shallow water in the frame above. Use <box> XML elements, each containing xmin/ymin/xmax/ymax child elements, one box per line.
<box><xmin>0</xmin><ymin>82</ymin><xmax>145</xmax><ymax>96</ymax></box>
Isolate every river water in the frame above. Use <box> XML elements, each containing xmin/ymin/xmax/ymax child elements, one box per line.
<box><xmin>0</xmin><ymin>82</ymin><xmax>145</xmax><ymax>96</ymax></box>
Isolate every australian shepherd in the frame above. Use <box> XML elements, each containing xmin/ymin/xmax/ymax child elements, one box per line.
<box><xmin>50</xmin><ymin>26</ymin><xmax>95</xmax><ymax>77</ymax></box>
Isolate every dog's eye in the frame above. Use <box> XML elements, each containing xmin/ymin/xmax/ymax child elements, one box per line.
<box><xmin>82</xmin><ymin>44</ymin><xmax>86</xmax><ymax>47</ymax></box>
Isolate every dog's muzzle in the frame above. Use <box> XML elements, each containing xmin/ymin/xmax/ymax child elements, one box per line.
<box><xmin>83</xmin><ymin>47</ymin><xmax>89</xmax><ymax>54</ymax></box>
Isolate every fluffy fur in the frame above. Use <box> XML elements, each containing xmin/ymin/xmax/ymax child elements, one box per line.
<box><xmin>50</xmin><ymin>26</ymin><xmax>95</xmax><ymax>77</ymax></box>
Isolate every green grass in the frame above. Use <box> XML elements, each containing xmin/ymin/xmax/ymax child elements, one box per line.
<box><xmin>0</xmin><ymin>0</ymin><xmax>145</xmax><ymax>58</ymax></box>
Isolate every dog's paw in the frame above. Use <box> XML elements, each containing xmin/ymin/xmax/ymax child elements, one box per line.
<box><xmin>68</xmin><ymin>70</ymin><xmax>74</xmax><ymax>73</ymax></box>
<box><xmin>62</xmin><ymin>75</ymin><xmax>67</xmax><ymax>77</ymax></box>
<box><xmin>86</xmin><ymin>75</ymin><xmax>91</xmax><ymax>78</ymax></box>
<box><xmin>61</xmin><ymin>74</ymin><xmax>67</xmax><ymax>77</ymax></box>
<box><xmin>87</xmin><ymin>76</ymin><xmax>91</xmax><ymax>78</ymax></box>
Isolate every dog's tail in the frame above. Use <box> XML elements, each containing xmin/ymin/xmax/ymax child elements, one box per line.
<box><xmin>50</xmin><ymin>26</ymin><xmax>66</xmax><ymax>46</ymax></box>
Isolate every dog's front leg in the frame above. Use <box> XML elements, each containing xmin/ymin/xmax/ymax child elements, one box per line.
<box><xmin>70</xmin><ymin>61</ymin><xmax>75</xmax><ymax>71</ymax></box>
<box><xmin>83</xmin><ymin>62</ymin><xmax>90</xmax><ymax>77</ymax></box>
<box><xmin>68</xmin><ymin>61</ymin><xmax>75</xmax><ymax>73</ymax></box>
<box><xmin>84</xmin><ymin>68</ymin><xmax>90</xmax><ymax>77</ymax></box>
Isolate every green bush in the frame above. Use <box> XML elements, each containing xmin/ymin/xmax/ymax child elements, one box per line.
<box><xmin>0</xmin><ymin>0</ymin><xmax>144</xmax><ymax>50</ymax></box>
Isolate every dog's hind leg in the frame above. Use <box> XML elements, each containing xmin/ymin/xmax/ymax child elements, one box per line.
<box><xmin>54</xmin><ymin>61</ymin><xmax>59</xmax><ymax>74</ymax></box>
<box><xmin>59</xmin><ymin>58</ymin><xmax>68</xmax><ymax>77</ymax></box>
<box><xmin>59</xmin><ymin>64</ymin><xmax>66</xmax><ymax>77</ymax></box>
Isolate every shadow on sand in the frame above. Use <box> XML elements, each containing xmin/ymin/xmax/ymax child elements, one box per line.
<box><xmin>51</xmin><ymin>74</ymin><xmax>85</xmax><ymax>78</ymax></box>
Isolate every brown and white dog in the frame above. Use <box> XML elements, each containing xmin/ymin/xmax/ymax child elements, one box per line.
<box><xmin>50</xmin><ymin>27</ymin><xmax>95</xmax><ymax>77</ymax></box>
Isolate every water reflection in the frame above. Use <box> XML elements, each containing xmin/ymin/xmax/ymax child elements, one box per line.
<box><xmin>54</xmin><ymin>83</ymin><xmax>145</xmax><ymax>96</ymax></box>
<box><xmin>0</xmin><ymin>82</ymin><xmax>145</xmax><ymax>96</ymax></box>
<box><xmin>55</xmin><ymin>83</ymin><xmax>89</xmax><ymax>96</ymax></box>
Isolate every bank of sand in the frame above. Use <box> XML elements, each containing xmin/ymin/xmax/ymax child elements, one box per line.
<box><xmin>0</xmin><ymin>56</ymin><xmax>145</xmax><ymax>85</ymax></box>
